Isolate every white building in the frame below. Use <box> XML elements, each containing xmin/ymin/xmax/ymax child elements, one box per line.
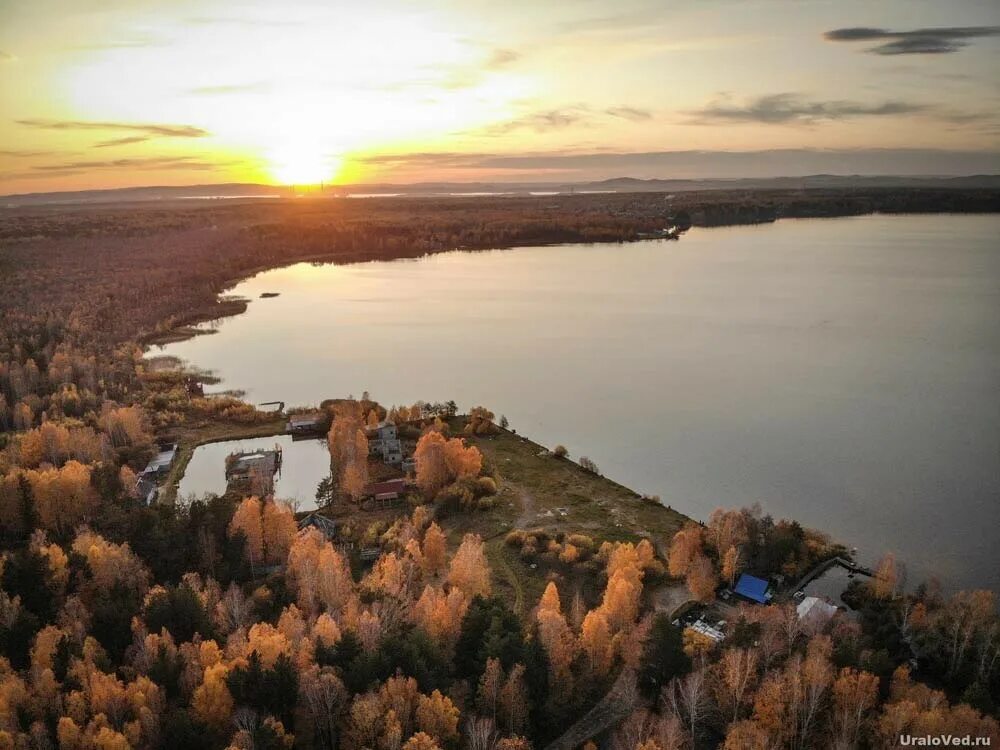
<box><xmin>367</xmin><ymin>421</ymin><xmax>404</xmax><ymax>465</ymax></box>
<box><xmin>796</xmin><ymin>596</ymin><xmax>839</xmax><ymax>625</ymax></box>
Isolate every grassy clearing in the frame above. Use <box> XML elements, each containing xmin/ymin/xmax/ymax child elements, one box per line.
<box><xmin>445</xmin><ymin>422</ymin><xmax>691</xmax><ymax>612</ymax></box>
<box><xmin>466</xmin><ymin>425</ymin><xmax>689</xmax><ymax>545</ymax></box>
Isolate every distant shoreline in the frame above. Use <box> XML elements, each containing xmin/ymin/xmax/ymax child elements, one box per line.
<box><xmin>5</xmin><ymin>173</ymin><xmax>1000</xmax><ymax>208</ymax></box>
<box><xmin>142</xmin><ymin>203</ymin><xmax>1000</xmax><ymax>352</ymax></box>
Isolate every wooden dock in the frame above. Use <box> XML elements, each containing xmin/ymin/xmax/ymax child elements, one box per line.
<box><xmin>784</xmin><ymin>556</ymin><xmax>874</xmax><ymax>600</ymax></box>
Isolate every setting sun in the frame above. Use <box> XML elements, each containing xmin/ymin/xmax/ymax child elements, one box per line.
<box><xmin>268</xmin><ymin>144</ymin><xmax>343</xmax><ymax>186</ymax></box>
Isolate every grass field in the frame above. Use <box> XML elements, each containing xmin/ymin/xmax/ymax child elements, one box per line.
<box><xmin>445</xmin><ymin>422</ymin><xmax>691</xmax><ymax>614</ymax></box>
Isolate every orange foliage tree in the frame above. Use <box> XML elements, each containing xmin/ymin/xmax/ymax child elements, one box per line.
<box><xmin>414</xmin><ymin>432</ymin><xmax>482</xmax><ymax>498</ymax></box>
<box><xmin>447</xmin><ymin>534</ymin><xmax>491</xmax><ymax>599</ymax></box>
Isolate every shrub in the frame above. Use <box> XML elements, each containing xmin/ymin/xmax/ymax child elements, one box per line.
<box><xmin>505</xmin><ymin>530</ymin><xmax>527</xmax><ymax>547</ymax></box>
<box><xmin>566</xmin><ymin>534</ymin><xmax>595</xmax><ymax>551</ymax></box>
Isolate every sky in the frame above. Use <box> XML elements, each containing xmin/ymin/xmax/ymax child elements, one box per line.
<box><xmin>1</xmin><ymin>0</ymin><xmax>999</xmax><ymax>193</ymax></box>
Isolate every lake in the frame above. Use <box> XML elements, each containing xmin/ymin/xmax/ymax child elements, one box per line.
<box><xmin>159</xmin><ymin>214</ymin><xmax>1000</xmax><ymax>592</ymax></box>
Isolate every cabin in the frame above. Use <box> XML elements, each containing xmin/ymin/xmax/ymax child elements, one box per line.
<box><xmin>287</xmin><ymin>412</ymin><xmax>324</xmax><ymax>435</ymax></box>
<box><xmin>225</xmin><ymin>446</ymin><xmax>282</xmax><ymax>496</ymax></box>
<box><xmin>133</xmin><ymin>443</ymin><xmax>177</xmax><ymax>506</ymax></box>
<box><xmin>363</xmin><ymin>478</ymin><xmax>407</xmax><ymax>504</ymax></box>
<box><xmin>367</xmin><ymin>421</ymin><xmax>404</xmax><ymax>465</ymax></box>
<box><xmin>298</xmin><ymin>512</ymin><xmax>337</xmax><ymax>540</ymax></box>
<box><xmin>733</xmin><ymin>573</ymin><xmax>772</xmax><ymax>604</ymax></box>
<box><xmin>141</xmin><ymin>444</ymin><xmax>177</xmax><ymax>478</ymax></box>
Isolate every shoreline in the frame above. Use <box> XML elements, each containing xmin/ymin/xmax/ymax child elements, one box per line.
<box><xmin>142</xmin><ymin>208</ymin><xmax>1000</xmax><ymax>352</ymax></box>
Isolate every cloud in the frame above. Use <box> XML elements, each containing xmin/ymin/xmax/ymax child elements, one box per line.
<box><xmin>0</xmin><ymin>50</ymin><xmax>15</xmax><ymax>61</ymax></box>
<box><xmin>31</xmin><ymin>156</ymin><xmax>223</xmax><ymax>174</ymax></box>
<box><xmin>486</xmin><ymin>48</ymin><xmax>520</xmax><ymax>69</ymax></box>
<box><xmin>0</xmin><ymin>149</ymin><xmax>54</xmax><ymax>158</ymax></box>
<box><xmin>188</xmin><ymin>82</ymin><xmax>271</xmax><ymax>95</ymax></box>
<box><xmin>183</xmin><ymin>15</ymin><xmax>304</xmax><ymax>28</ymax></box>
<box><xmin>688</xmin><ymin>93</ymin><xmax>928</xmax><ymax>124</ymax></box>
<box><xmin>482</xmin><ymin>104</ymin><xmax>653</xmax><ymax>135</ymax></box>
<box><xmin>356</xmin><ymin>148</ymin><xmax>1000</xmax><ymax>179</ymax></box>
<box><xmin>94</xmin><ymin>136</ymin><xmax>150</xmax><ymax>148</ymax></box>
<box><xmin>486</xmin><ymin>108</ymin><xmax>587</xmax><ymax>134</ymax></box>
<box><xmin>824</xmin><ymin>26</ymin><xmax>1000</xmax><ymax>55</ymax></box>
<box><xmin>16</xmin><ymin>119</ymin><xmax>209</xmax><ymax>138</ymax></box>
<box><xmin>605</xmin><ymin>106</ymin><xmax>653</xmax><ymax>121</ymax></box>
<box><xmin>69</xmin><ymin>36</ymin><xmax>163</xmax><ymax>50</ymax></box>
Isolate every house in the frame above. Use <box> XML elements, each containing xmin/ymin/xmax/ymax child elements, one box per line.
<box><xmin>141</xmin><ymin>444</ymin><xmax>177</xmax><ymax>478</ymax></box>
<box><xmin>287</xmin><ymin>412</ymin><xmax>324</xmax><ymax>435</ymax></box>
<box><xmin>733</xmin><ymin>573</ymin><xmax>772</xmax><ymax>604</ymax></box>
<box><xmin>135</xmin><ymin>476</ymin><xmax>159</xmax><ymax>506</ymax></box>
<box><xmin>225</xmin><ymin>446</ymin><xmax>283</xmax><ymax>496</ymax></box>
<box><xmin>363</xmin><ymin>478</ymin><xmax>407</xmax><ymax>502</ymax></box>
<box><xmin>367</xmin><ymin>421</ymin><xmax>404</xmax><ymax>465</ymax></box>
<box><xmin>796</xmin><ymin>596</ymin><xmax>838</xmax><ymax>625</ymax></box>
<box><xmin>298</xmin><ymin>512</ymin><xmax>337</xmax><ymax>540</ymax></box>
<box><xmin>133</xmin><ymin>443</ymin><xmax>176</xmax><ymax>506</ymax></box>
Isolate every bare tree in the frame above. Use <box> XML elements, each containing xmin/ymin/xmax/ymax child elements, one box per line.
<box><xmin>669</xmin><ymin>667</ymin><xmax>713</xmax><ymax>749</ymax></box>
<box><xmin>465</xmin><ymin>716</ymin><xmax>499</xmax><ymax>750</ymax></box>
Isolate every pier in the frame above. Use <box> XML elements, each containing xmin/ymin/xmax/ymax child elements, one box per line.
<box><xmin>784</xmin><ymin>556</ymin><xmax>875</xmax><ymax>600</ymax></box>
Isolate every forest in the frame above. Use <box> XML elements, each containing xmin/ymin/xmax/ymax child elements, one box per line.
<box><xmin>0</xmin><ymin>192</ymin><xmax>998</xmax><ymax>749</ymax></box>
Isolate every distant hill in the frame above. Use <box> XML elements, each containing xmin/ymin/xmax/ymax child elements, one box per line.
<box><xmin>3</xmin><ymin>174</ymin><xmax>1000</xmax><ymax>207</ymax></box>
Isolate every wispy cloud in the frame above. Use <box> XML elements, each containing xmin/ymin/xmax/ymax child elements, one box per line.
<box><xmin>67</xmin><ymin>31</ymin><xmax>166</xmax><ymax>51</ymax></box>
<box><xmin>94</xmin><ymin>136</ymin><xmax>150</xmax><ymax>148</ymax></box>
<box><xmin>482</xmin><ymin>104</ymin><xmax>653</xmax><ymax>135</ymax></box>
<box><xmin>824</xmin><ymin>26</ymin><xmax>1000</xmax><ymax>55</ymax></box>
<box><xmin>486</xmin><ymin>48</ymin><xmax>520</xmax><ymax>69</ymax></box>
<box><xmin>183</xmin><ymin>15</ymin><xmax>305</xmax><ymax>28</ymax></box>
<box><xmin>31</xmin><ymin>155</ymin><xmax>223</xmax><ymax>174</ymax></box>
<box><xmin>688</xmin><ymin>93</ymin><xmax>928</xmax><ymax>124</ymax></box>
<box><xmin>357</xmin><ymin>148</ymin><xmax>1000</xmax><ymax>178</ymax></box>
<box><xmin>16</xmin><ymin>119</ymin><xmax>209</xmax><ymax>138</ymax></box>
<box><xmin>188</xmin><ymin>82</ymin><xmax>271</xmax><ymax>96</ymax></box>
<box><xmin>0</xmin><ymin>50</ymin><xmax>15</xmax><ymax>62</ymax></box>
<box><xmin>605</xmin><ymin>106</ymin><xmax>653</xmax><ymax>121</ymax></box>
<box><xmin>0</xmin><ymin>149</ymin><xmax>55</xmax><ymax>158</ymax></box>
<box><xmin>486</xmin><ymin>108</ymin><xmax>587</xmax><ymax>134</ymax></box>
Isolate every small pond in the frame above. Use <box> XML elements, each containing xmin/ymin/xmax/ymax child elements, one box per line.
<box><xmin>176</xmin><ymin>434</ymin><xmax>330</xmax><ymax>511</ymax></box>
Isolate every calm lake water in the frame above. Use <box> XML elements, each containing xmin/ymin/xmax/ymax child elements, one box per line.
<box><xmin>160</xmin><ymin>214</ymin><xmax>1000</xmax><ymax>592</ymax></box>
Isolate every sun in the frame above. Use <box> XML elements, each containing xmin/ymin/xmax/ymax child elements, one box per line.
<box><xmin>269</xmin><ymin>143</ymin><xmax>343</xmax><ymax>185</ymax></box>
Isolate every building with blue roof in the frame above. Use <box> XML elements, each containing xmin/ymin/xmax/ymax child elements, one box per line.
<box><xmin>734</xmin><ymin>573</ymin><xmax>771</xmax><ymax>604</ymax></box>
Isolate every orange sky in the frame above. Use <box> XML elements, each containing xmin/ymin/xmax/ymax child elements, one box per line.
<box><xmin>1</xmin><ymin>0</ymin><xmax>999</xmax><ymax>193</ymax></box>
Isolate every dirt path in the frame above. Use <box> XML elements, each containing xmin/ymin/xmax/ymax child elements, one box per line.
<box><xmin>649</xmin><ymin>582</ymin><xmax>691</xmax><ymax>618</ymax></box>
<box><xmin>508</xmin><ymin>481</ymin><xmax>538</xmax><ymax>529</ymax></box>
<box><xmin>543</xmin><ymin>668</ymin><xmax>639</xmax><ymax>750</ymax></box>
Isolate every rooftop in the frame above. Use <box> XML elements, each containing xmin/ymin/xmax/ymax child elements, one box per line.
<box><xmin>734</xmin><ymin>573</ymin><xmax>771</xmax><ymax>604</ymax></box>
